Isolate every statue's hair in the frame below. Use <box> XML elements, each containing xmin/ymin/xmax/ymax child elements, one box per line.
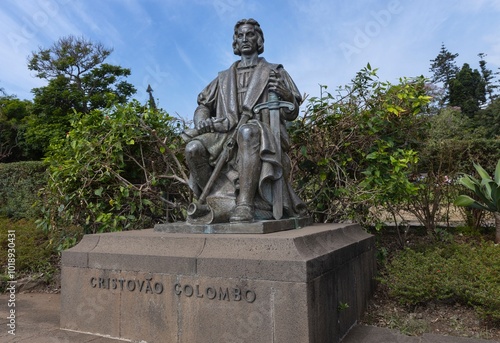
<box><xmin>232</xmin><ymin>18</ymin><xmax>264</xmax><ymax>55</ymax></box>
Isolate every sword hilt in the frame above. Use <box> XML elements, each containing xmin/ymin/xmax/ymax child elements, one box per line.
<box><xmin>253</xmin><ymin>91</ymin><xmax>295</xmax><ymax>115</ymax></box>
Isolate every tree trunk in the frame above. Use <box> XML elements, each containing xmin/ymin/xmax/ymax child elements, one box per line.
<box><xmin>495</xmin><ymin>212</ymin><xmax>500</xmax><ymax>244</ymax></box>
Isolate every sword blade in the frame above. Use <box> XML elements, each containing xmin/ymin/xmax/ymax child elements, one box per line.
<box><xmin>269</xmin><ymin>92</ymin><xmax>283</xmax><ymax>220</ymax></box>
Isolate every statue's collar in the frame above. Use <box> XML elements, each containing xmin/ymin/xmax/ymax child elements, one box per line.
<box><xmin>236</xmin><ymin>57</ymin><xmax>264</xmax><ymax>69</ymax></box>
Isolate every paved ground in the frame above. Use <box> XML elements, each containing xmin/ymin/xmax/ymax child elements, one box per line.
<box><xmin>0</xmin><ymin>293</ymin><xmax>498</xmax><ymax>343</ymax></box>
<box><xmin>0</xmin><ymin>293</ymin><xmax>122</xmax><ymax>343</ymax></box>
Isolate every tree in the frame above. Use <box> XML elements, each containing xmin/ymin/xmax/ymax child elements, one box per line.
<box><xmin>28</xmin><ymin>35</ymin><xmax>136</xmax><ymax>113</ymax></box>
<box><xmin>429</xmin><ymin>43</ymin><xmax>459</xmax><ymax>105</ymax></box>
<box><xmin>426</xmin><ymin>107</ymin><xmax>471</xmax><ymax>140</ymax></box>
<box><xmin>25</xmin><ymin>35</ymin><xmax>136</xmax><ymax>157</ymax></box>
<box><xmin>475</xmin><ymin>97</ymin><xmax>500</xmax><ymax>139</ymax></box>
<box><xmin>478</xmin><ymin>53</ymin><xmax>498</xmax><ymax>102</ymax></box>
<box><xmin>0</xmin><ymin>93</ymin><xmax>32</xmax><ymax>161</ymax></box>
<box><xmin>448</xmin><ymin>63</ymin><xmax>486</xmax><ymax>118</ymax></box>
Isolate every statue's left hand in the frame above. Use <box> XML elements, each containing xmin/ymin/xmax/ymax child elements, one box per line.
<box><xmin>268</xmin><ymin>70</ymin><xmax>293</xmax><ymax>103</ymax></box>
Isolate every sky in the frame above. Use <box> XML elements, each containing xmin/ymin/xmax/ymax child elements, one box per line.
<box><xmin>2</xmin><ymin>0</ymin><xmax>500</xmax><ymax>119</ymax></box>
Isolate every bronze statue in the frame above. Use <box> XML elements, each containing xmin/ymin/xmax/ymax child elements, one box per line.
<box><xmin>184</xmin><ymin>18</ymin><xmax>306</xmax><ymax>224</ymax></box>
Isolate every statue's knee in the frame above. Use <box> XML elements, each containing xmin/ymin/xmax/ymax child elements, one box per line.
<box><xmin>185</xmin><ymin>140</ymin><xmax>205</xmax><ymax>159</ymax></box>
<box><xmin>238</xmin><ymin>124</ymin><xmax>259</xmax><ymax>142</ymax></box>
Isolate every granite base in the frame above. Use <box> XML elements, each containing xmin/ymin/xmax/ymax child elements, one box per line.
<box><xmin>60</xmin><ymin>223</ymin><xmax>376</xmax><ymax>343</ymax></box>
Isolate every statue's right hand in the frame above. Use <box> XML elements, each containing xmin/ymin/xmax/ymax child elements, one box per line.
<box><xmin>196</xmin><ymin>118</ymin><xmax>214</xmax><ymax>133</ymax></box>
<box><xmin>196</xmin><ymin>118</ymin><xmax>229</xmax><ymax>133</ymax></box>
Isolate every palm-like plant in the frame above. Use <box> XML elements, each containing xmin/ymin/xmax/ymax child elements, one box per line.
<box><xmin>454</xmin><ymin>160</ymin><xmax>500</xmax><ymax>243</ymax></box>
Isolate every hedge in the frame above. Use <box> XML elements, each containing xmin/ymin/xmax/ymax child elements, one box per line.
<box><xmin>0</xmin><ymin>161</ymin><xmax>46</xmax><ymax>219</ymax></box>
<box><xmin>418</xmin><ymin>139</ymin><xmax>500</xmax><ymax>175</ymax></box>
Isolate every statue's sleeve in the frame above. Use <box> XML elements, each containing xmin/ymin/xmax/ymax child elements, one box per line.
<box><xmin>278</xmin><ymin>66</ymin><xmax>302</xmax><ymax>121</ymax></box>
<box><xmin>193</xmin><ymin>77</ymin><xmax>219</xmax><ymax>126</ymax></box>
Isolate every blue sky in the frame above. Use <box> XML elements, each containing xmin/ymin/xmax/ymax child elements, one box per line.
<box><xmin>2</xmin><ymin>0</ymin><xmax>500</xmax><ymax>119</ymax></box>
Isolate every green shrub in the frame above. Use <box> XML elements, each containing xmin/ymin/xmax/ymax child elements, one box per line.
<box><xmin>40</xmin><ymin>101</ymin><xmax>190</xmax><ymax>235</ymax></box>
<box><xmin>0</xmin><ymin>218</ymin><xmax>55</xmax><ymax>282</ymax></box>
<box><xmin>419</xmin><ymin>139</ymin><xmax>500</xmax><ymax>176</ymax></box>
<box><xmin>382</xmin><ymin>242</ymin><xmax>500</xmax><ymax>322</ymax></box>
<box><xmin>0</xmin><ymin>161</ymin><xmax>46</xmax><ymax>219</ymax></box>
<box><xmin>288</xmin><ymin>65</ymin><xmax>430</xmax><ymax>224</ymax></box>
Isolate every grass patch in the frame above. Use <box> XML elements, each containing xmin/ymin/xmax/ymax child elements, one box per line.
<box><xmin>381</xmin><ymin>240</ymin><xmax>500</xmax><ymax>322</ymax></box>
<box><xmin>0</xmin><ymin>217</ymin><xmax>58</xmax><ymax>291</ymax></box>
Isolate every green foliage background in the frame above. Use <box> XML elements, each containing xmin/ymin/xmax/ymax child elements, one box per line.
<box><xmin>420</xmin><ymin>139</ymin><xmax>500</xmax><ymax>175</ymax></box>
<box><xmin>39</xmin><ymin>101</ymin><xmax>190</xmax><ymax>235</ymax></box>
<box><xmin>287</xmin><ymin>65</ymin><xmax>431</xmax><ymax>225</ymax></box>
<box><xmin>0</xmin><ymin>161</ymin><xmax>46</xmax><ymax>219</ymax></box>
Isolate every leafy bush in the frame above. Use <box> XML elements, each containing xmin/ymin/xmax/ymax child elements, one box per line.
<box><xmin>382</xmin><ymin>242</ymin><xmax>500</xmax><ymax>322</ymax></box>
<box><xmin>288</xmin><ymin>64</ymin><xmax>430</xmax><ymax>225</ymax></box>
<box><xmin>403</xmin><ymin>118</ymin><xmax>500</xmax><ymax>239</ymax></box>
<box><xmin>0</xmin><ymin>218</ymin><xmax>55</xmax><ymax>287</ymax></box>
<box><xmin>39</xmin><ymin>101</ymin><xmax>190</xmax><ymax>236</ymax></box>
<box><xmin>419</xmin><ymin>139</ymin><xmax>500</xmax><ymax>176</ymax></box>
<box><xmin>0</xmin><ymin>161</ymin><xmax>46</xmax><ymax>219</ymax></box>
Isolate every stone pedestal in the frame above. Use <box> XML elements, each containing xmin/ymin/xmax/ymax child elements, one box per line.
<box><xmin>60</xmin><ymin>223</ymin><xmax>376</xmax><ymax>343</ymax></box>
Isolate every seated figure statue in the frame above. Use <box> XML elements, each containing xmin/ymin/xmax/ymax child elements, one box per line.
<box><xmin>184</xmin><ymin>18</ymin><xmax>306</xmax><ymax>224</ymax></box>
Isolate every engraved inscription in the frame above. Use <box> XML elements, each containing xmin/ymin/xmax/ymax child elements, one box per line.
<box><xmin>89</xmin><ymin>275</ymin><xmax>164</xmax><ymax>294</ymax></box>
<box><xmin>88</xmin><ymin>275</ymin><xmax>257</xmax><ymax>304</ymax></box>
<box><xmin>174</xmin><ymin>283</ymin><xmax>256</xmax><ymax>303</ymax></box>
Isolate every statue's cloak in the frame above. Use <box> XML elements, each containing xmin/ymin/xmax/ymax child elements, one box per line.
<box><xmin>189</xmin><ymin>58</ymin><xmax>306</xmax><ymax>218</ymax></box>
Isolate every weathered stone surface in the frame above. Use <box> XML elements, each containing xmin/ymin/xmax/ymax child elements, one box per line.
<box><xmin>155</xmin><ymin>216</ymin><xmax>313</xmax><ymax>234</ymax></box>
<box><xmin>61</xmin><ymin>267</ymin><xmax>121</xmax><ymax>337</ymax></box>
<box><xmin>61</xmin><ymin>223</ymin><xmax>376</xmax><ymax>343</ymax></box>
<box><xmin>61</xmin><ymin>234</ymin><xmax>99</xmax><ymax>268</ymax></box>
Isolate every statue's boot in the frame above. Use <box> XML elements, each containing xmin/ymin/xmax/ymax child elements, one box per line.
<box><xmin>230</xmin><ymin>124</ymin><xmax>261</xmax><ymax>223</ymax></box>
<box><xmin>185</xmin><ymin>140</ymin><xmax>212</xmax><ymax>194</ymax></box>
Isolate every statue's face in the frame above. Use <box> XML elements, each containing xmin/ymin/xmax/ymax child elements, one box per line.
<box><xmin>235</xmin><ymin>24</ymin><xmax>258</xmax><ymax>55</ymax></box>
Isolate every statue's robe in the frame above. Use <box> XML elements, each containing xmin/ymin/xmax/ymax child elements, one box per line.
<box><xmin>189</xmin><ymin>57</ymin><xmax>306</xmax><ymax>219</ymax></box>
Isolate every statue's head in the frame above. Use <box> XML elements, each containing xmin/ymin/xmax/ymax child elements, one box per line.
<box><xmin>232</xmin><ymin>18</ymin><xmax>264</xmax><ymax>56</ymax></box>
